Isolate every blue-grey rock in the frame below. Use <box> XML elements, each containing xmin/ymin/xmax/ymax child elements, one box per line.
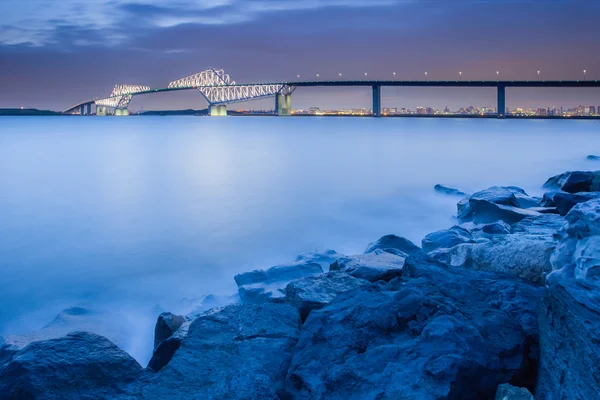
<box><xmin>537</xmin><ymin>278</ymin><xmax>600</xmax><ymax>399</ymax></box>
<box><xmin>553</xmin><ymin>191</ymin><xmax>600</xmax><ymax>216</ymax></box>
<box><xmin>527</xmin><ymin>206</ymin><xmax>559</xmax><ymax>214</ymax></box>
<box><xmin>574</xmin><ymin>235</ymin><xmax>600</xmax><ymax>280</ymax></box>
<box><xmin>285</xmin><ymin>271</ymin><xmax>370</xmax><ymax>320</ymax></box>
<box><xmin>329</xmin><ymin>251</ymin><xmax>406</xmax><ymax>282</ymax></box>
<box><xmin>422</xmin><ymin>225</ymin><xmax>472</xmax><ymax>253</ymax></box>
<box><xmin>153</xmin><ymin>312</ymin><xmax>185</xmax><ymax>350</ymax></box>
<box><xmin>458</xmin><ymin>187</ymin><xmax>539</xmax><ymax>223</ymax></box>
<box><xmin>511</xmin><ymin>214</ymin><xmax>565</xmax><ymax>236</ymax></box>
<box><xmin>235</xmin><ymin>261</ymin><xmax>323</xmax><ymax>304</ymax></box>
<box><xmin>286</xmin><ymin>255</ymin><xmax>542</xmax><ymax>400</ymax></box>
<box><xmin>134</xmin><ymin>303</ymin><xmax>301</xmax><ymax>399</ymax></box>
<box><xmin>294</xmin><ymin>249</ymin><xmax>343</xmax><ymax>269</ymax></box>
<box><xmin>434</xmin><ymin>184</ymin><xmax>467</xmax><ymax>196</ymax></box>
<box><xmin>565</xmin><ymin>198</ymin><xmax>600</xmax><ymax>238</ymax></box>
<box><xmin>471</xmin><ymin>199</ymin><xmax>541</xmax><ymax>225</ymax></box>
<box><xmin>543</xmin><ymin>170</ymin><xmax>600</xmax><ymax>193</ymax></box>
<box><xmin>0</xmin><ymin>332</ymin><xmax>143</xmax><ymax>400</ymax></box>
<box><xmin>495</xmin><ymin>383</ymin><xmax>534</xmax><ymax>399</ymax></box>
<box><xmin>364</xmin><ymin>234</ymin><xmax>421</xmax><ymax>255</ymax></box>
<box><xmin>587</xmin><ymin>155</ymin><xmax>600</xmax><ymax>161</ymax></box>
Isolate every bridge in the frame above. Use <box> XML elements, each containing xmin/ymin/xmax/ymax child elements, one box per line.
<box><xmin>65</xmin><ymin>68</ymin><xmax>600</xmax><ymax>118</ymax></box>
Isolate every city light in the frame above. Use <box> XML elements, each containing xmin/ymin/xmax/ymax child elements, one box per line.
<box><xmin>584</xmin><ymin>69</ymin><xmax>587</xmax><ymax>80</ymax></box>
<box><xmin>425</xmin><ymin>72</ymin><xmax>428</xmax><ymax>81</ymax></box>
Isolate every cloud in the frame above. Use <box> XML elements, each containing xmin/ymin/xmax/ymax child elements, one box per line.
<box><xmin>0</xmin><ymin>0</ymin><xmax>403</xmax><ymax>47</ymax></box>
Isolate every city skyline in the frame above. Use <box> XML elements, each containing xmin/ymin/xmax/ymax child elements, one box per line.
<box><xmin>1</xmin><ymin>0</ymin><xmax>599</xmax><ymax>110</ymax></box>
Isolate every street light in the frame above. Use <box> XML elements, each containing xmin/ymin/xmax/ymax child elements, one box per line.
<box><xmin>339</xmin><ymin>73</ymin><xmax>342</xmax><ymax>79</ymax></box>
<box><xmin>496</xmin><ymin>71</ymin><xmax>499</xmax><ymax>80</ymax></box>
<box><xmin>459</xmin><ymin>71</ymin><xmax>462</xmax><ymax>80</ymax></box>
<box><xmin>365</xmin><ymin>72</ymin><xmax>368</xmax><ymax>79</ymax></box>
<box><xmin>425</xmin><ymin>72</ymin><xmax>428</xmax><ymax>81</ymax></box>
<box><xmin>393</xmin><ymin>72</ymin><xmax>396</xmax><ymax>79</ymax></box>
<box><xmin>537</xmin><ymin>70</ymin><xmax>541</xmax><ymax>81</ymax></box>
<box><xmin>316</xmin><ymin>73</ymin><xmax>320</xmax><ymax>79</ymax></box>
<box><xmin>584</xmin><ymin>69</ymin><xmax>587</xmax><ymax>80</ymax></box>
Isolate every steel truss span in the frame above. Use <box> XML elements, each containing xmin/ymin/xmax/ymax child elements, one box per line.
<box><xmin>95</xmin><ymin>84</ymin><xmax>151</xmax><ymax>109</ymax></box>
<box><xmin>168</xmin><ymin>68</ymin><xmax>294</xmax><ymax>105</ymax></box>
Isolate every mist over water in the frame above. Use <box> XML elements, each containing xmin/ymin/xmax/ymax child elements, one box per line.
<box><xmin>1</xmin><ymin>116</ymin><xmax>598</xmax><ymax>363</ymax></box>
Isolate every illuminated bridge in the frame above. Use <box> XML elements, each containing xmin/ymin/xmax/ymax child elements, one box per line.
<box><xmin>65</xmin><ymin>68</ymin><xmax>600</xmax><ymax>117</ymax></box>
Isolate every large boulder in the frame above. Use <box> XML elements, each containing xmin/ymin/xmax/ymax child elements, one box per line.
<box><xmin>286</xmin><ymin>255</ymin><xmax>542</xmax><ymax>400</ymax></box>
<box><xmin>511</xmin><ymin>214</ymin><xmax>565</xmax><ymax>236</ymax></box>
<box><xmin>422</xmin><ymin>225</ymin><xmax>472</xmax><ymax>253</ymax></box>
<box><xmin>543</xmin><ymin>170</ymin><xmax>600</xmax><ymax>193</ymax></box>
<box><xmin>364</xmin><ymin>234</ymin><xmax>421</xmax><ymax>256</ymax></box>
<box><xmin>495</xmin><ymin>383</ymin><xmax>534</xmax><ymax>400</ymax></box>
<box><xmin>134</xmin><ymin>303</ymin><xmax>301</xmax><ymax>399</ymax></box>
<box><xmin>471</xmin><ymin>200</ymin><xmax>541</xmax><ymax>225</ymax></box>
<box><xmin>553</xmin><ymin>191</ymin><xmax>600</xmax><ymax>216</ymax></box>
<box><xmin>537</xmin><ymin>278</ymin><xmax>600</xmax><ymax>398</ymax></box>
<box><xmin>153</xmin><ymin>312</ymin><xmax>185</xmax><ymax>350</ymax></box>
<box><xmin>234</xmin><ymin>261</ymin><xmax>323</xmax><ymax>304</ymax></box>
<box><xmin>329</xmin><ymin>251</ymin><xmax>407</xmax><ymax>282</ymax></box>
<box><xmin>285</xmin><ymin>272</ymin><xmax>370</xmax><ymax>320</ymax></box>
<box><xmin>0</xmin><ymin>332</ymin><xmax>143</xmax><ymax>400</ymax></box>
<box><xmin>457</xmin><ymin>186</ymin><xmax>540</xmax><ymax>223</ymax></box>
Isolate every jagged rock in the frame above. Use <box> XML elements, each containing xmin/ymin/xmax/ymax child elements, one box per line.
<box><xmin>148</xmin><ymin>323</ymin><xmax>190</xmax><ymax>373</ymax></box>
<box><xmin>234</xmin><ymin>261</ymin><xmax>323</xmax><ymax>304</ymax></box>
<box><xmin>286</xmin><ymin>255</ymin><xmax>542</xmax><ymax>400</ymax></box>
<box><xmin>527</xmin><ymin>206</ymin><xmax>559</xmax><ymax>214</ymax></box>
<box><xmin>134</xmin><ymin>303</ymin><xmax>301</xmax><ymax>399</ymax></box>
<box><xmin>0</xmin><ymin>332</ymin><xmax>143</xmax><ymax>400</ymax></box>
<box><xmin>465</xmin><ymin>220</ymin><xmax>512</xmax><ymax>236</ymax></box>
<box><xmin>153</xmin><ymin>312</ymin><xmax>185</xmax><ymax>350</ymax></box>
<box><xmin>434</xmin><ymin>184</ymin><xmax>467</xmax><ymax>196</ymax></box>
<box><xmin>574</xmin><ymin>235</ymin><xmax>600</xmax><ymax>279</ymax></box>
<box><xmin>553</xmin><ymin>191</ymin><xmax>600</xmax><ymax>216</ymax></box>
<box><xmin>329</xmin><ymin>251</ymin><xmax>406</xmax><ymax>282</ymax></box>
<box><xmin>364</xmin><ymin>234</ymin><xmax>421</xmax><ymax>255</ymax></box>
<box><xmin>422</xmin><ymin>225</ymin><xmax>472</xmax><ymax>253</ymax></box>
<box><xmin>495</xmin><ymin>383</ymin><xmax>534</xmax><ymax>399</ymax></box>
<box><xmin>587</xmin><ymin>155</ymin><xmax>600</xmax><ymax>161</ymax></box>
<box><xmin>537</xmin><ymin>279</ymin><xmax>600</xmax><ymax>398</ymax></box>
<box><xmin>511</xmin><ymin>214</ymin><xmax>565</xmax><ymax>236</ymax></box>
<box><xmin>175</xmin><ymin>293</ymin><xmax>239</xmax><ymax>319</ymax></box>
<box><xmin>294</xmin><ymin>249</ymin><xmax>343</xmax><ymax>269</ymax></box>
<box><xmin>543</xmin><ymin>170</ymin><xmax>600</xmax><ymax>193</ymax></box>
<box><xmin>431</xmin><ymin>234</ymin><xmax>555</xmax><ymax>285</ymax></box>
<box><xmin>471</xmin><ymin>200</ymin><xmax>541</xmax><ymax>225</ymax></box>
<box><xmin>285</xmin><ymin>272</ymin><xmax>370</xmax><ymax>320</ymax></box>
<box><xmin>564</xmin><ymin>198</ymin><xmax>600</xmax><ymax>238</ymax></box>
<box><xmin>458</xmin><ymin>186</ymin><xmax>540</xmax><ymax>223</ymax></box>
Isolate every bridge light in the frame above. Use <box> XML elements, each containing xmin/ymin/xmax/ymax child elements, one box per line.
<box><xmin>583</xmin><ymin>69</ymin><xmax>587</xmax><ymax>80</ymax></box>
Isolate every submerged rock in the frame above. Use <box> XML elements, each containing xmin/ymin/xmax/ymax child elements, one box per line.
<box><xmin>587</xmin><ymin>155</ymin><xmax>600</xmax><ymax>161</ymax></box>
<box><xmin>364</xmin><ymin>234</ymin><xmax>421</xmax><ymax>255</ymax></box>
<box><xmin>234</xmin><ymin>261</ymin><xmax>323</xmax><ymax>304</ymax></box>
<box><xmin>329</xmin><ymin>251</ymin><xmax>406</xmax><ymax>282</ymax></box>
<box><xmin>434</xmin><ymin>184</ymin><xmax>467</xmax><ymax>196</ymax></box>
<box><xmin>135</xmin><ymin>303</ymin><xmax>301</xmax><ymax>399</ymax></box>
<box><xmin>285</xmin><ymin>272</ymin><xmax>369</xmax><ymax>320</ymax></box>
<box><xmin>286</xmin><ymin>255</ymin><xmax>542</xmax><ymax>400</ymax></box>
<box><xmin>0</xmin><ymin>332</ymin><xmax>143</xmax><ymax>400</ymax></box>
<box><xmin>495</xmin><ymin>383</ymin><xmax>534</xmax><ymax>400</ymax></box>
<box><xmin>537</xmin><ymin>278</ymin><xmax>600</xmax><ymax>398</ymax></box>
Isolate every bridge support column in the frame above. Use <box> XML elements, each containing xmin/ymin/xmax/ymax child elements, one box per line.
<box><xmin>115</xmin><ymin>108</ymin><xmax>129</xmax><ymax>116</ymax></box>
<box><xmin>372</xmin><ymin>85</ymin><xmax>381</xmax><ymax>117</ymax></box>
<box><xmin>275</xmin><ymin>93</ymin><xmax>292</xmax><ymax>116</ymax></box>
<box><xmin>86</xmin><ymin>104</ymin><xmax>92</xmax><ymax>115</ymax></box>
<box><xmin>209</xmin><ymin>104</ymin><xmax>227</xmax><ymax>116</ymax></box>
<box><xmin>79</xmin><ymin>105</ymin><xmax>85</xmax><ymax>115</ymax></box>
<box><xmin>497</xmin><ymin>85</ymin><xmax>506</xmax><ymax>119</ymax></box>
<box><xmin>97</xmin><ymin>106</ymin><xmax>107</xmax><ymax>116</ymax></box>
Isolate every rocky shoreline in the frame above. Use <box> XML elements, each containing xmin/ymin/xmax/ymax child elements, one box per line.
<box><xmin>2</xmin><ymin>170</ymin><xmax>600</xmax><ymax>399</ymax></box>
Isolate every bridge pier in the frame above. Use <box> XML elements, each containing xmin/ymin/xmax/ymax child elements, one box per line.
<box><xmin>96</xmin><ymin>106</ymin><xmax>107</xmax><ymax>116</ymax></box>
<box><xmin>115</xmin><ymin>108</ymin><xmax>129</xmax><ymax>116</ymax></box>
<box><xmin>497</xmin><ymin>85</ymin><xmax>506</xmax><ymax>119</ymax></box>
<box><xmin>209</xmin><ymin>104</ymin><xmax>227</xmax><ymax>116</ymax></box>
<box><xmin>275</xmin><ymin>93</ymin><xmax>292</xmax><ymax>116</ymax></box>
<box><xmin>372</xmin><ymin>85</ymin><xmax>381</xmax><ymax>117</ymax></box>
<box><xmin>86</xmin><ymin>103</ymin><xmax>92</xmax><ymax>115</ymax></box>
<box><xmin>79</xmin><ymin>105</ymin><xmax>85</xmax><ymax>115</ymax></box>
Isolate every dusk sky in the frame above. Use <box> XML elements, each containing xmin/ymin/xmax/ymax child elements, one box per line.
<box><xmin>1</xmin><ymin>0</ymin><xmax>599</xmax><ymax>111</ymax></box>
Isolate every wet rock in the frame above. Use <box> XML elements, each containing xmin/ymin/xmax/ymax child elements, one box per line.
<box><xmin>564</xmin><ymin>197</ymin><xmax>600</xmax><ymax>238</ymax></box>
<box><xmin>364</xmin><ymin>234</ymin><xmax>421</xmax><ymax>255</ymax></box>
<box><xmin>329</xmin><ymin>251</ymin><xmax>406</xmax><ymax>282</ymax></box>
<box><xmin>587</xmin><ymin>155</ymin><xmax>600</xmax><ymax>161</ymax></box>
<box><xmin>422</xmin><ymin>225</ymin><xmax>472</xmax><ymax>253</ymax></box>
<box><xmin>286</xmin><ymin>255</ymin><xmax>542</xmax><ymax>400</ymax></box>
<box><xmin>458</xmin><ymin>186</ymin><xmax>539</xmax><ymax>223</ymax></box>
<box><xmin>294</xmin><ymin>249</ymin><xmax>343</xmax><ymax>269</ymax></box>
<box><xmin>543</xmin><ymin>170</ymin><xmax>600</xmax><ymax>193</ymax></box>
<box><xmin>527</xmin><ymin>206</ymin><xmax>559</xmax><ymax>214</ymax></box>
<box><xmin>511</xmin><ymin>214</ymin><xmax>565</xmax><ymax>236</ymax></box>
<box><xmin>148</xmin><ymin>325</ymin><xmax>189</xmax><ymax>373</ymax></box>
<box><xmin>471</xmin><ymin>200</ymin><xmax>541</xmax><ymax>225</ymax></box>
<box><xmin>135</xmin><ymin>303</ymin><xmax>301</xmax><ymax>399</ymax></box>
<box><xmin>434</xmin><ymin>184</ymin><xmax>467</xmax><ymax>196</ymax></box>
<box><xmin>285</xmin><ymin>272</ymin><xmax>370</xmax><ymax>320</ymax></box>
<box><xmin>553</xmin><ymin>191</ymin><xmax>600</xmax><ymax>216</ymax></box>
<box><xmin>0</xmin><ymin>332</ymin><xmax>143</xmax><ymax>400</ymax></box>
<box><xmin>537</xmin><ymin>279</ymin><xmax>600</xmax><ymax>399</ymax></box>
<box><xmin>153</xmin><ymin>312</ymin><xmax>185</xmax><ymax>350</ymax></box>
<box><xmin>574</xmin><ymin>235</ymin><xmax>600</xmax><ymax>280</ymax></box>
<box><xmin>495</xmin><ymin>383</ymin><xmax>534</xmax><ymax>399</ymax></box>
<box><xmin>235</xmin><ymin>261</ymin><xmax>323</xmax><ymax>304</ymax></box>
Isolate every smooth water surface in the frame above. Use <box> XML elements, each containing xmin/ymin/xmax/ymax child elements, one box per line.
<box><xmin>1</xmin><ymin>116</ymin><xmax>599</xmax><ymax>361</ymax></box>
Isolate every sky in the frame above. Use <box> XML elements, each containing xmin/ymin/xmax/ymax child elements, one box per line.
<box><xmin>1</xmin><ymin>0</ymin><xmax>599</xmax><ymax>111</ymax></box>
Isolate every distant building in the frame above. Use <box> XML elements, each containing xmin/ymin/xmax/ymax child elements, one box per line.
<box><xmin>309</xmin><ymin>107</ymin><xmax>320</xmax><ymax>114</ymax></box>
<box><xmin>536</xmin><ymin>108</ymin><xmax>548</xmax><ymax>116</ymax></box>
<box><xmin>589</xmin><ymin>106</ymin><xmax>596</xmax><ymax>115</ymax></box>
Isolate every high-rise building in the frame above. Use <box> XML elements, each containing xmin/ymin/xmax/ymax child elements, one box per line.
<box><xmin>589</xmin><ymin>106</ymin><xmax>596</xmax><ymax>115</ymax></box>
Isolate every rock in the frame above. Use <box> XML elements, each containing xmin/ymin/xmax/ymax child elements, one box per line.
<box><xmin>564</xmin><ymin>198</ymin><xmax>600</xmax><ymax>238</ymax></box>
<box><xmin>175</xmin><ymin>293</ymin><xmax>239</xmax><ymax>319</ymax></box>
<box><xmin>422</xmin><ymin>225</ymin><xmax>472</xmax><ymax>253</ymax></box>
<box><xmin>153</xmin><ymin>312</ymin><xmax>185</xmax><ymax>350</ymax></box>
<box><xmin>234</xmin><ymin>261</ymin><xmax>323</xmax><ymax>304</ymax></box>
<box><xmin>464</xmin><ymin>220</ymin><xmax>512</xmax><ymax>236</ymax></box>
<box><xmin>471</xmin><ymin>200</ymin><xmax>541</xmax><ymax>225</ymax></box>
<box><xmin>458</xmin><ymin>187</ymin><xmax>539</xmax><ymax>223</ymax></box>
<box><xmin>364</xmin><ymin>234</ymin><xmax>421</xmax><ymax>255</ymax></box>
<box><xmin>553</xmin><ymin>191</ymin><xmax>600</xmax><ymax>216</ymax></box>
<box><xmin>527</xmin><ymin>206</ymin><xmax>559</xmax><ymax>214</ymax></box>
<box><xmin>135</xmin><ymin>303</ymin><xmax>301</xmax><ymax>399</ymax></box>
<box><xmin>543</xmin><ymin>170</ymin><xmax>600</xmax><ymax>193</ymax></box>
<box><xmin>574</xmin><ymin>235</ymin><xmax>600</xmax><ymax>280</ymax></box>
<box><xmin>432</xmin><ymin>234</ymin><xmax>555</xmax><ymax>285</ymax></box>
<box><xmin>434</xmin><ymin>184</ymin><xmax>467</xmax><ymax>196</ymax></box>
<box><xmin>285</xmin><ymin>272</ymin><xmax>370</xmax><ymax>320</ymax></box>
<box><xmin>286</xmin><ymin>255</ymin><xmax>542</xmax><ymax>399</ymax></box>
<box><xmin>587</xmin><ymin>155</ymin><xmax>600</xmax><ymax>161</ymax></box>
<box><xmin>495</xmin><ymin>383</ymin><xmax>534</xmax><ymax>399</ymax></box>
<box><xmin>511</xmin><ymin>214</ymin><xmax>565</xmax><ymax>236</ymax></box>
<box><xmin>329</xmin><ymin>251</ymin><xmax>406</xmax><ymax>282</ymax></box>
<box><xmin>148</xmin><ymin>324</ymin><xmax>189</xmax><ymax>373</ymax></box>
<box><xmin>537</xmin><ymin>279</ymin><xmax>600</xmax><ymax>399</ymax></box>
<box><xmin>294</xmin><ymin>249</ymin><xmax>343</xmax><ymax>269</ymax></box>
<box><xmin>0</xmin><ymin>332</ymin><xmax>143</xmax><ymax>399</ymax></box>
